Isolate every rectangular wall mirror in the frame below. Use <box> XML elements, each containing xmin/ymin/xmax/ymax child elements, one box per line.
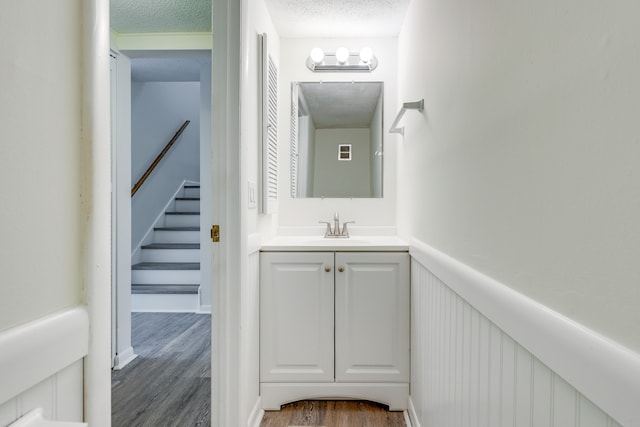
<box><xmin>291</xmin><ymin>81</ymin><xmax>384</xmax><ymax>198</ymax></box>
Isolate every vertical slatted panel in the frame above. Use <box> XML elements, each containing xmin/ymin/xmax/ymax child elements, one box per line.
<box><xmin>533</xmin><ymin>358</ymin><xmax>553</xmax><ymax>427</ymax></box>
<box><xmin>260</xmin><ymin>33</ymin><xmax>278</xmax><ymax>214</ymax></box>
<box><xmin>0</xmin><ymin>360</ymin><xmax>84</xmax><ymax>425</ymax></box>
<box><xmin>290</xmin><ymin>83</ymin><xmax>299</xmax><ymax>198</ymax></box>
<box><xmin>515</xmin><ymin>344</ymin><xmax>533</xmax><ymax>427</ymax></box>
<box><xmin>410</xmin><ymin>258</ymin><xmax>622</xmax><ymax>427</ymax></box>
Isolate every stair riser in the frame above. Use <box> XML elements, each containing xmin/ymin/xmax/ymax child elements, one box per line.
<box><xmin>132</xmin><ymin>269</ymin><xmax>201</xmax><ymax>284</ymax></box>
<box><xmin>154</xmin><ymin>230</ymin><xmax>200</xmax><ymax>243</ymax></box>
<box><xmin>131</xmin><ymin>293</ymin><xmax>200</xmax><ymax>313</ymax></box>
<box><xmin>174</xmin><ymin>199</ymin><xmax>200</xmax><ymax>212</ymax></box>
<box><xmin>164</xmin><ymin>214</ymin><xmax>200</xmax><ymax>227</ymax></box>
<box><xmin>183</xmin><ymin>187</ymin><xmax>200</xmax><ymax>198</ymax></box>
<box><xmin>141</xmin><ymin>249</ymin><xmax>200</xmax><ymax>263</ymax></box>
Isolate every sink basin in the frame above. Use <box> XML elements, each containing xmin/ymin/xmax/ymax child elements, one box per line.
<box><xmin>260</xmin><ymin>236</ymin><xmax>408</xmax><ymax>252</ymax></box>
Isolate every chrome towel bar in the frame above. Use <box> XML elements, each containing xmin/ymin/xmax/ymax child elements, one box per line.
<box><xmin>389</xmin><ymin>99</ymin><xmax>424</xmax><ymax>136</ymax></box>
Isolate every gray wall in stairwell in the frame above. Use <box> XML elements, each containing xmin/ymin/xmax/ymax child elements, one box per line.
<box><xmin>131</xmin><ymin>81</ymin><xmax>201</xmax><ymax>250</ymax></box>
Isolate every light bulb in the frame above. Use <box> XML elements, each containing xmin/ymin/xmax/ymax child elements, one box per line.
<box><xmin>359</xmin><ymin>47</ymin><xmax>373</xmax><ymax>64</ymax></box>
<box><xmin>335</xmin><ymin>47</ymin><xmax>350</xmax><ymax>64</ymax></box>
<box><xmin>310</xmin><ymin>47</ymin><xmax>324</xmax><ymax>65</ymax></box>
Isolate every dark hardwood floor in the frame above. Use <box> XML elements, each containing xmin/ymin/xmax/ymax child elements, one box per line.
<box><xmin>260</xmin><ymin>400</ymin><xmax>407</xmax><ymax>427</ymax></box>
<box><xmin>112</xmin><ymin>312</ymin><xmax>211</xmax><ymax>427</ymax></box>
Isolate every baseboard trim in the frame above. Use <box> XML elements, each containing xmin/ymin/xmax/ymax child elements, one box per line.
<box><xmin>406</xmin><ymin>396</ymin><xmax>420</xmax><ymax>427</ymax></box>
<box><xmin>112</xmin><ymin>346</ymin><xmax>138</xmax><ymax>370</ymax></box>
<box><xmin>198</xmin><ymin>304</ymin><xmax>212</xmax><ymax>314</ymax></box>
<box><xmin>260</xmin><ymin>383</ymin><xmax>409</xmax><ymax>411</ymax></box>
<box><xmin>247</xmin><ymin>396</ymin><xmax>264</xmax><ymax>427</ymax></box>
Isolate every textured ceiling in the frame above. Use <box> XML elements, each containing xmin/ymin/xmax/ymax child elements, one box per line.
<box><xmin>112</xmin><ymin>0</ymin><xmax>408</xmax><ymax>81</ymax></box>
<box><xmin>110</xmin><ymin>0</ymin><xmax>211</xmax><ymax>33</ymax></box>
<box><xmin>264</xmin><ymin>0</ymin><xmax>410</xmax><ymax>37</ymax></box>
<box><xmin>111</xmin><ymin>0</ymin><xmax>408</xmax><ymax>37</ymax></box>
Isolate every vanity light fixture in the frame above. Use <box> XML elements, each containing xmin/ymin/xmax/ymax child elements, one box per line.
<box><xmin>310</xmin><ymin>47</ymin><xmax>325</xmax><ymax>65</ymax></box>
<box><xmin>306</xmin><ymin>47</ymin><xmax>378</xmax><ymax>72</ymax></box>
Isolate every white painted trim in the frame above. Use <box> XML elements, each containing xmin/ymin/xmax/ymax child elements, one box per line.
<box><xmin>402</xmin><ymin>410</ymin><xmax>413</xmax><ymax>427</ymax></box>
<box><xmin>0</xmin><ymin>307</ymin><xmax>89</xmax><ymax>405</ymax></box>
<box><xmin>247</xmin><ymin>233</ymin><xmax>262</xmax><ymax>255</ymax></box>
<box><xmin>260</xmin><ymin>383</ymin><xmax>409</xmax><ymax>411</ymax></box>
<box><xmin>409</xmin><ymin>239</ymin><xmax>640</xmax><ymax>427</ymax></box>
<box><xmin>198</xmin><ymin>305</ymin><xmax>212</xmax><ymax>314</ymax></box>
<box><xmin>8</xmin><ymin>408</ymin><xmax>87</xmax><ymax>427</ymax></box>
<box><xmin>112</xmin><ymin>32</ymin><xmax>213</xmax><ymax>51</ymax></box>
<box><xmin>83</xmin><ymin>0</ymin><xmax>113</xmax><ymax>423</ymax></box>
<box><xmin>212</xmin><ymin>0</ymin><xmax>241</xmax><ymax>425</ymax></box>
<box><xmin>406</xmin><ymin>396</ymin><xmax>420</xmax><ymax>427</ymax></box>
<box><xmin>112</xmin><ymin>346</ymin><xmax>138</xmax><ymax>371</ymax></box>
<box><xmin>247</xmin><ymin>397</ymin><xmax>264</xmax><ymax>427</ymax></box>
<box><xmin>132</xmin><ymin>179</ymin><xmax>191</xmax><ymax>259</ymax></box>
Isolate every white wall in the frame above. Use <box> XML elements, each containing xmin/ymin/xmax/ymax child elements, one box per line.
<box><xmin>278</xmin><ymin>37</ymin><xmax>397</xmax><ymax>232</ymax></box>
<box><xmin>131</xmin><ymin>81</ymin><xmax>201</xmax><ymax>248</ymax></box>
<box><xmin>397</xmin><ymin>0</ymin><xmax>640</xmax><ymax>355</ymax></box>
<box><xmin>239</xmin><ymin>0</ymin><xmax>280</xmax><ymax>424</ymax></box>
<box><xmin>0</xmin><ymin>1</ymin><xmax>110</xmax><ymax>424</ymax></box>
<box><xmin>0</xmin><ymin>0</ymin><xmax>83</xmax><ymax>333</ymax></box>
<box><xmin>243</xmin><ymin>0</ymin><xmax>280</xmax><ymax>239</ymax></box>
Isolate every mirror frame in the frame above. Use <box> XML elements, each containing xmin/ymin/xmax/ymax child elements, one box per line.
<box><xmin>290</xmin><ymin>81</ymin><xmax>384</xmax><ymax>199</ymax></box>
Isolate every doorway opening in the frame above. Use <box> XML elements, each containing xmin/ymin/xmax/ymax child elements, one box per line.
<box><xmin>110</xmin><ymin>49</ymin><xmax>213</xmax><ymax>425</ymax></box>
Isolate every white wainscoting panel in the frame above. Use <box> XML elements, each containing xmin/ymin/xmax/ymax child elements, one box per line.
<box><xmin>409</xmin><ymin>249</ymin><xmax>625</xmax><ymax>427</ymax></box>
<box><xmin>0</xmin><ymin>360</ymin><xmax>84</xmax><ymax>426</ymax></box>
<box><xmin>0</xmin><ymin>307</ymin><xmax>88</xmax><ymax>425</ymax></box>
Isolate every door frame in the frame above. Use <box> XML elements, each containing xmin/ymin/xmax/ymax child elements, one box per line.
<box><xmin>212</xmin><ymin>0</ymin><xmax>242</xmax><ymax>425</ymax></box>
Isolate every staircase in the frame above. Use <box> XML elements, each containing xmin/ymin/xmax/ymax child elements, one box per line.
<box><xmin>131</xmin><ymin>184</ymin><xmax>201</xmax><ymax>312</ymax></box>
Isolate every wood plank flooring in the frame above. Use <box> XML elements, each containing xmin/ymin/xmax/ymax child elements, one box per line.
<box><xmin>112</xmin><ymin>313</ymin><xmax>406</xmax><ymax>426</ymax></box>
<box><xmin>260</xmin><ymin>400</ymin><xmax>407</xmax><ymax>427</ymax></box>
<box><xmin>112</xmin><ymin>312</ymin><xmax>211</xmax><ymax>427</ymax></box>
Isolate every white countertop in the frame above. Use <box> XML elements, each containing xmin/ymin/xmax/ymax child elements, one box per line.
<box><xmin>260</xmin><ymin>235</ymin><xmax>409</xmax><ymax>252</ymax></box>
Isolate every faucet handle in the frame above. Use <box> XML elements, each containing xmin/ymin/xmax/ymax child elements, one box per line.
<box><xmin>334</xmin><ymin>212</ymin><xmax>339</xmax><ymax>221</ymax></box>
<box><xmin>319</xmin><ymin>221</ymin><xmax>332</xmax><ymax>237</ymax></box>
<box><xmin>341</xmin><ymin>221</ymin><xmax>355</xmax><ymax>237</ymax></box>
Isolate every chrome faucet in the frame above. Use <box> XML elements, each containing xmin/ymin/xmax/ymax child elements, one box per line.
<box><xmin>319</xmin><ymin>212</ymin><xmax>354</xmax><ymax>238</ymax></box>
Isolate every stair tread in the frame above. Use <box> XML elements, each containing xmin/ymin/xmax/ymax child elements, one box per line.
<box><xmin>141</xmin><ymin>243</ymin><xmax>200</xmax><ymax>250</ymax></box>
<box><xmin>132</xmin><ymin>284</ymin><xmax>199</xmax><ymax>295</ymax></box>
<box><xmin>154</xmin><ymin>226</ymin><xmax>200</xmax><ymax>231</ymax></box>
<box><xmin>132</xmin><ymin>262</ymin><xmax>200</xmax><ymax>270</ymax></box>
<box><xmin>165</xmin><ymin>211</ymin><xmax>200</xmax><ymax>215</ymax></box>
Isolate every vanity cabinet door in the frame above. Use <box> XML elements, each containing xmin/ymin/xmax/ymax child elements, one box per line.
<box><xmin>334</xmin><ymin>252</ymin><xmax>410</xmax><ymax>383</ymax></box>
<box><xmin>260</xmin><ymin>252</ymin><xmax>335</xmax><ymax>383</ymax></box>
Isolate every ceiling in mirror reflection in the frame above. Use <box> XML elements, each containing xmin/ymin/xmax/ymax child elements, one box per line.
<box><xmin>299</xmin><ymin>82</ymin><xmax>382</xmax><ymax>128</ymax></box>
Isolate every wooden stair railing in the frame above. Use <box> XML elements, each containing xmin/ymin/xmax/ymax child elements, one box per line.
<box><xmin>131</xmin><ymin>120</ymin><xmax>191</xmax><ymax>197</ymax></box>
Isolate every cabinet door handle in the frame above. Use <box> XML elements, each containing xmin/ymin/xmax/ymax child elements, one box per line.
<box><xmin>338</xmin><ymin>266</ymin><xmax>345</xmax><ymax>273</ymax></box>
<box><xmin>325</xmin><ymin>265</ymin><xmax>332</xmax><ymax>272</ymax></box>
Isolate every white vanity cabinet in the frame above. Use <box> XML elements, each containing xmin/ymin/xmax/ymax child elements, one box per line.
<box><xmin>259</xmin><ymin>252</ymin><xmax>335</xmax><ymax>383</ymax></box>
<box><xmin>260</xmin><ymin>250</ymin><xmax>410</xmax><ymax>410</ymax></box>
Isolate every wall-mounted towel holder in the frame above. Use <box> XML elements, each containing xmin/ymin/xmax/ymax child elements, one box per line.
<box><xmin>389</xmin><ymin>99</ymin><xmax>424</xmax><ymax>136</ymax></box>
